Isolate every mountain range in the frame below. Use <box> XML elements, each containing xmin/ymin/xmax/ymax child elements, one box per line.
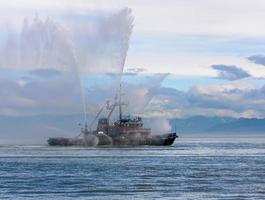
<box><xmin>0</xmin><ymin>115</ymin><xmax>264</xmax><ymax>144</ymax></box>
<box><xmin>170</xmin><ymin>116</ymin><xmax>265</xmax><ymax>134</ymax></box>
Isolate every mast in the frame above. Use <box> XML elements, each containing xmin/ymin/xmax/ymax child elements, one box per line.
<box><xmin>119</xmin><ymin>84</ymin><xmax>122</xmax><ymax>121</ymax></box>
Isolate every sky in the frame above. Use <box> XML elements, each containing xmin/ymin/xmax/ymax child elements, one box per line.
<box><xmin>0</xmin><ymin>0</ymin><xmax>265</xmax><ymax>119</ymax></box>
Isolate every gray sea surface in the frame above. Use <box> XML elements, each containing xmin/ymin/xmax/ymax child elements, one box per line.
<box><xmin>0</xmin><ymin>135</ymin><xmax>265</xmax><ymax>200</ymax></box>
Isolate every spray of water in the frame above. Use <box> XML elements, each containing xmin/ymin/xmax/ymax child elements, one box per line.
<box><xmin>75</xmin><ymin>8</ymin><xmax>134</xmax><ymax>122</ymax></box>
<box><xmin>0</xmin><ymin>8</ymin><xmax>134</xmax><ymax>123</ymax></box>
<box><xmin>0</xmin><ymin>8</ymin><xmax>172</xmax><ymax>136</ymax></box>
<box><xmin>70</xmin><ymin>8</ymin><xmax>134</xmax><ymax>108</ymax></box>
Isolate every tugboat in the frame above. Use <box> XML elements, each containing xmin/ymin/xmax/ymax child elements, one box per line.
<box><xmin>48</xmin><ymin>85</ymin><xmax>178</xmax><ymax>146</ymax></box>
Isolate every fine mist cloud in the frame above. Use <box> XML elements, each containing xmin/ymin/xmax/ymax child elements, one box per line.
<box><xmin>144</xmin><ymin>117</ymin><xmax>171</xmax><ymax>135</ymax></box>
<box><xmin>0</xmin><ymin>8</ymin><xmax>136</xmax><ymax>117</ymax></box>
<box><xmin>0</xmin><ymin>8</ymin><xmax>134</xmax><ymax>75</ymax></box>
<box><xmin>0</xmin><ymin>7</ymin><xmax>170</xmax><ymax>120</ymax></box>
<box><xmin>0</xmin><ymin>16</ymin><xmax>75</xmax><ymax>71</ymax></box>
<box><xmin>66</xmin><ymin>8</ymin><xmax>134</xmax><ymax>74</ymax></box>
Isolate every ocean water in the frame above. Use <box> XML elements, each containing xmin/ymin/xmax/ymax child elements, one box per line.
<box><xmin>0</xmin><ymin>135</ymin><xmax>265</xmax><ymax>200</ymax></box>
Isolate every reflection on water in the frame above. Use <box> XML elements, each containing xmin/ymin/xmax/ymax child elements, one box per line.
<box><xmin>0</xmin><ymin>135</ymin><xmax>265</xmax><ymax>199</ymax></box>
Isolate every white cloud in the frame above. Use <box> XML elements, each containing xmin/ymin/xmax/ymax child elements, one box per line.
<box><xmin>0</xmin><ymin>69</ymin><xmax>168</xmax><ymax>117</ymax></box>
<box><xmin>0</xmin><ymin>0</ymin><xmax>264</xmax><ymax>119</ymax></box>
<box><xmin>140</xmin><ymin>79</ymin><xmax>265</xmax><ymax>118</ymax></box>
<box><xmin>0</xmin><ymin>67</ymin><xmax>264</xmax><ymax>118</ymax></box>
<box><xmin>1</xmin><ymin>0</ymin><xmax>265</xmax><ymax>37</ymax></box>
<box><xmin>1</xmin><ymin>1</ymin><xmax>265</xmax><ymax>77</ymax></box>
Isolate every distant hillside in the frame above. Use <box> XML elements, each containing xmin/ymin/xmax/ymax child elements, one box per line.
<box><xmin>0</xmin><ymin>114</ymin><xmax>86</xmax><ymax>144</ymax></box>
<box><xmin>170</xmin><ymin>116</ymin><xmax>265</xmax><ymax>134</ymax></box>
<box><xmin>0</xmin><ymin>115</ymin><xmax>264</xmax><ymax>144</ymax></box>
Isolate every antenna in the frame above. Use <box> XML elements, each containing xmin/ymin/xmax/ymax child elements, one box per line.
<box><xmin>89</xmin><ymin>101</ymin><xmax>107</xmax><ymax>130</ymax></box>
<box><xmin>174</xmin><ymin>120</ymin><xmax>177</xmax><ymax>133</ymax></box>
<box><xmin>119</xmin><ymin>83</ymin><xmax>122</xmax><ymax>121</ymax></box>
